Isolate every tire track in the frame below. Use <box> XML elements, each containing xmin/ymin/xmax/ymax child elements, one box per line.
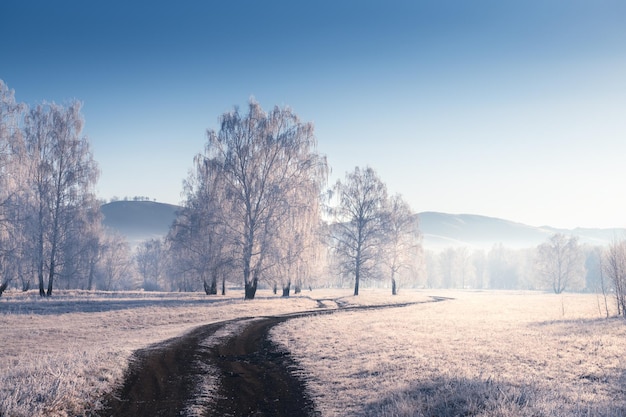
<box><xmin>99</xmin><ymin>296</ymin><xmax>450</xmax><ymax>416</ymax></box>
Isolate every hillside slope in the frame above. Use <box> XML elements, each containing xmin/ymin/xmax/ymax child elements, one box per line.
<box><xmin>101</xmin><ymin>201</ymin><xmax>179</xmax><ymax>245</ymax></box>
<box><xmin>419</xmin><ymin>212</ymin><xmax>625</xmax><ymax>250</ymax></box>
<box><xmin>100</xmin><ymin>201</ymin><xmax>625</xmax><ymax>250</ymax></box>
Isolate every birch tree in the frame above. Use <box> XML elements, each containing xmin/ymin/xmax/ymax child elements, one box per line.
<box><xmin>202</xmin><ymin>100</ymin><xmax>327</xmax><ymax>299</ymax></box>
<box><xmin>168</xmin><ymin>154</ymin><xmax>233</xmax><ymax>295</ymax></box>
<box><xmin>135</xmin><ymin>238</ymin><xmax>167</xmax><ymax>291</ymax></box>
<box><xmin>603</xmin><ymin>239</ymin><xmax>626</xmax><ymax>316</ymax></box>
<box><xmin>536</xmin><ymin>233</ymin><xmax>585</xmax><ymax>294</ymax></box>
<box><xmin>97</xmin><ymin>232</ymin><xmax>133</xmax><ymax>291</ymax></box>
<box><xmin>0</xmin><ymin>81</ymin><xmax>26</xmax><ymax>295</ymax></box>
<box><xmin>331</xmin><ymin>166</ymin><xmax>388</xmax><ymax>296</ymax></box>
<box><xmin>382</xmin><ymin>194</ymin><xmax>420</xmax><ymax>295</ymax></box>
<box><xmin>23</xmin><ymin>101</ymin><xmax>99</xmax><ymax>296</ymax></box>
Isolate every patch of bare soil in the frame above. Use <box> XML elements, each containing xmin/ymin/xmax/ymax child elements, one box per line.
<box><xmin>209</xmin><ymin>316</ymin><xmax>318</xmax><ymax>417</ymax></box>
<box><xmin>98</xmin><ymin>321</ymin><xmax>226</xmax><ymax>416</ymax></box>
<box><xmin>99</xmin><ymin>298</ymin><xmax>446</xmax><ymax>416</ymax></box>
<box><xmin>98</xmin><ymin>316</ymin><xmax>317</xmax><ymax>417</ymax></box>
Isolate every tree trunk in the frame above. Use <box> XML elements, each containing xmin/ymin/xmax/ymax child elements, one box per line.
<box><xmin>354</xmin><ymin>246</ymin><xmax>361</xmax><ymax>296</ymax></box>
<box><xmin>38</xmin><ymin>244</ymin><xmax>45</xmax><ymax>297</ymax></box>
<box><xmin>0</xmin><ymin>281</ymin><xmax>8</xmax><ymax>297</ymax></box>
<box><xmin>244</xmin><ymin>279</ymin><xmax>257</xmax><ymax>300</ymax></box>
<box><xmin>203</xmin><ymin>279</ymin><xmax>217</xmax><ymax>295</ymax></box>
<box><xmin>208</xmin><ymin>271</ymin><xmax>218</xmax><ymax>295</ymax></box>
<box><xmin>221</xmin><ymin>275</ymin><xmax>226</xmax><ymax>296</ymax></box>
<box><xmin>392</xmin><ymin>277</ymin><xmax>397</xmax><ymax>295</ymax></box>
<box><xmin>282</xmin><ymin>282</ymin><xmax>291</xmax><ymax>297</ymax></box>
<box><xmin>46</xmin><ymin>260</ymin><xmax>55</xmax><ymax>297</ymax></box>
<box><xmin>87</xmin><ymin>260</ymin><xmax>96</xmax><ymax>291</ymax></box>
<box><xmin>47</xmin><ymin>244</ymin><xmax>57</xmax><ymax>297</ymax></box>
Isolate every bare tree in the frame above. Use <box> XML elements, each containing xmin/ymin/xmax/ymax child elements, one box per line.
<box><xmin>0</xmin><ymin>80</ymin><xmax>27</xmax><ymax>295</ymax></box>
<box><xmin>487</xmin><ymin>244</ymin><xmax>523</xmax><ymax>289</ymax></box>
<box><xmin>23</xmin><ymin>101</ymin><xmax>99</xmax><ymax>296</ymax></box>
<box><xmin>97</xmin><ymin>232</ymin><xmax>133</xmax><ymax>291</ymax></box>
<box><xmin>603</xmin><ymin>239</ymin><xmax>626</xmax><ymax>316</ymax></box>
<box><xmin>472</xmin><ymin>250</ymin><xmax>487</xmax><ymax>289</ymax></box>
<box><xmin>168</xmin><ymin>157</ymin><xmax>233</xmax><ymax>295</ymax></box>
<box><xmin>331</xmin><ymin>166</ymin><xmax>388</xmax><ymax>296</ymax></box>
<box><xmin>536</xmin><ymin>233</ymin><xmax>585</xmax><ymax>294</ymax></box>
<box><xmin>382</xmin><ymin>194</ymin><xmax>420</xmax><ymax>295</ymax></box>
<box><xmin>438</xmin><ymin>247</ymin><xmax>458</xmax><ymax>288</ymax></box>
<box><xmin>202</xmin><ymin>100</ymin><xmax>327</xmax><ymax>299</ymax></box>
<box><xmin>271</xmin><ymin>202</ymin><xmax>323</xmax><ymax>297</ymax></box>
<box><xmin>135</xmin><ymin>238</ymin><xmax>167</xmax><ymax>291</ymax></box>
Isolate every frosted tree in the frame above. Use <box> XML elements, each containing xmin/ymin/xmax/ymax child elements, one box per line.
<box><xmin>168</xmin><ymin>155</ymin><xmax>233</xmax><ymax>295</ymax></box>
<box><xmin>57</xmin><ymin>195</ymin><xmax>103</xmax><ymax>289</ymax></box>
<box><xmin>23</xmin><ymin>101</ymin><xmax>99</xmax><ymax>296</ymax></box>
<box><xmin>265</xmin><ymin>149</ymin><xmax>326</xmax><ymax>297</ymax></box>
<box><xmin>135</xmin><ymin>238</ymin><xmax>167</xmax><ymax>291</ymax></box>
<box><xmin>271</xmin><ymin>191</ymin><xmax>324</xmax><ymax>297</ymax></box>
<box><xmin>536</xmin><ymin>233</ymin><xmax>585</xmax><ymax>294</ymax></box>
<box><xmin>0</xmin><ymin>81</ymin><xmax>26</xmax><ymax>295</ymax></box>
<box><xmin>382</xmin><ymin>194</ymin><xmax>421</xmax><ymax>295</ymax></box>
<box><xmin>202</xmin><ymin>100</ymin><xmax>327</xmax><ymax>299</ymax></box>
<box><xmin>487</xmin><ymin>244</ymin><xmax>521</xmax><ymax>289</ymax></box>
<box><xmin>97</xmin><ymin>232</ymin><xmax>133</xmax><ymax>291</ymax></box>
<box><xmin>603</xmin><ymin>239</ymin><xmax>626</xmax><ymax>316</ymax></box>
<box><xmin>331</xmin><ymin>166</ymin><xmax>388</xmax><ymax>296</ymax></box>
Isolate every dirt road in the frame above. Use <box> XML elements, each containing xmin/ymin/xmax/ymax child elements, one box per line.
<box><xmin>99</xmin><ymin>314</ymin><xmax>316</xmax><ymax>417</ymax></box>
<box><xmin>99</xmin><ymin>299</ymin><xmax>445</xmax><ymax>416</ymax></box>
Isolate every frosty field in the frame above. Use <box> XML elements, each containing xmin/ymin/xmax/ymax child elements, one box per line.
<box><xmin>1</xmin><ymin>289</ymin><xmax>625</xmax><ymax>416</ymax></box>
<box><xmin>273</xmin><ymin>291</ymin><xmax>626</xmax><ymax>416</ymax></box>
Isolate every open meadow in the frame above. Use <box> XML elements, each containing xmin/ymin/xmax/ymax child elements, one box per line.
<box><xmin>272</xmin><ymin>290</ymin><xmax>626</xmax><ymax>416</ymax></box>
<box><xmin>1</xmin><ymin>289</ymin><xmax>625</xmax><ymax>416</ymax></box>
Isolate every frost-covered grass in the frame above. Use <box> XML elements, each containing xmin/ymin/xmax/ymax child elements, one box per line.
<box><xmin>272</xmin><ymin>290</ymin><xmax>626</xmax><ymax>417</ymax></box>
<box><xmin>5</xmin><ymin>288</ymin><xmax>625</xmax><ymax>417</ymax></box>
<box><xmin>0</xmin><ymin>289</ymin><xmax>319</xmax><ymax>417</ymax></box>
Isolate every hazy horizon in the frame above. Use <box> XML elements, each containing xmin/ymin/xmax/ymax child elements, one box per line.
<box><xmin>2</xmin><ymin>1</ymin><xmax>625</xmax><ymax>229</ymax></box>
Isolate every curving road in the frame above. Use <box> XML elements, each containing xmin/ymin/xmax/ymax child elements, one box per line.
<box><xmin>98</xmin><ymin>298</ymin><xmax>448</xmax><ymax>416</ymax></box>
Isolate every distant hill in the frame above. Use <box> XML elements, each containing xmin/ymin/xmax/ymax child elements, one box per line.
<box><xmin>418</xmin><ymin>212</ymin><xmax>626</xmax><ymax>250</ymax></box>
<box><xmin>100</xmin><ymin>201</ymin><xmax>626</xmax><ymax>250</ymax></box>
<box><xmin>100</xmin><ymin>201</ymin><xmax>180</xmax><ymax>246</ymax></box>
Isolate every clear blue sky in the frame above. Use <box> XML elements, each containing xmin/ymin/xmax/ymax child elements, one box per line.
<box><xmin>2</xmin><ymin>0</ymin><xmax>625</xmax><ymax>228</ymax></box>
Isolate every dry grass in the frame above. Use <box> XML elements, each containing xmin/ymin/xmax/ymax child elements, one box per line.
<box><xmin>271</xmin><ymin>290</ymin><xmax>626</xmax><ymax>416</ymax></box>
<box><xmin>0</xmin><ymin>289</ymin><xmax>318</xmax><ymax>417</ymax></box>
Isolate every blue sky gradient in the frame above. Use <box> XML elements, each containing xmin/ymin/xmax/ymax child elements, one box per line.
<box><xmin>2</xmin><ymin>0</ymin><xmax>625</xmax><ymax>228</ymax></box>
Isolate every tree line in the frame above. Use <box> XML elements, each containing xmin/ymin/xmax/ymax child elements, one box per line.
<box><xmin>424</xmin><ymin>235</ymin><xmax>626</xmax><ymax>317</ymax></box>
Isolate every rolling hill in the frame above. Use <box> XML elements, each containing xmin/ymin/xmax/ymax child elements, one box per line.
<box><xmin>100</xmin><ymin>200</ymin><xmax>179</xmax><ymax>246</ymax></box>
<box><xmin>100</xmin><ymin>201</ymin><xmax>625</xmax><ymax>250</ymax></box>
